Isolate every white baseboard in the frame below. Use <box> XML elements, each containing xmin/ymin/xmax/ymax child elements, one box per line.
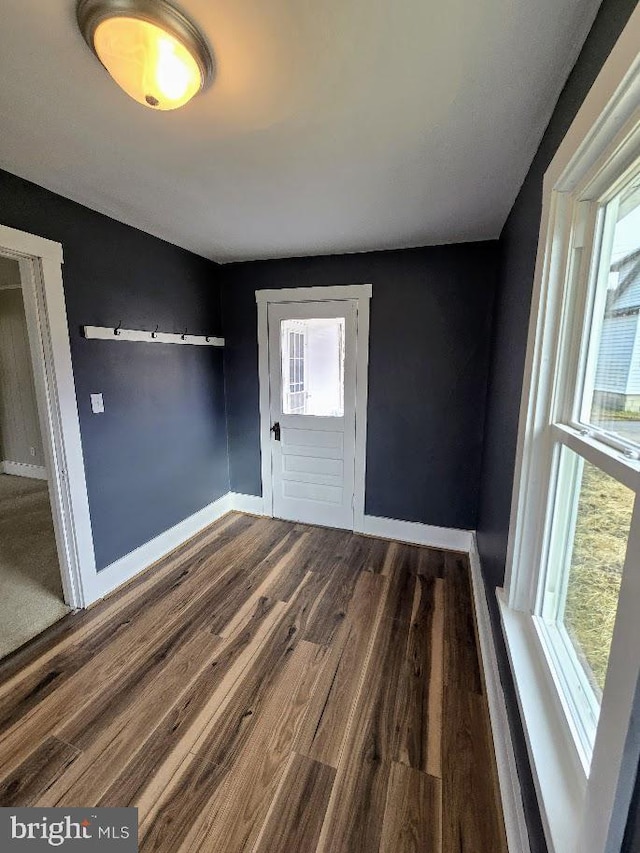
<box><xmin>358</xmin><ymin>514</ymin><xmax>473</xmax><ymax>552</ymax></box>
<box><xmin>469</xmin><ymin>535</ymin><xmax>531</xmax><ymax>853</ymax></box>
<box><xmin>225</xmin><ymin>494</ymin><xmax>472</xmax><ymax>552</ymax></box>
<box><xmin>228</xmin><ymin>492</ymin><xmax>265</xmax><ymax>515</ymax></box>
<box><xmin>1</xmin><ymin>460</ymin><xmax>47</xmax><ymax>480</ymax></box>
<box><xmin>86</xmin><ymin>492</ymin><xmax>233</xmax><ymax>604</ymax></box>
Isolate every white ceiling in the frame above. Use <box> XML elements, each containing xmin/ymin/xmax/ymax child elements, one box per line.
<box><xmin>0</xmin><ymin>0</ymin><xmax>602</xmax><ymax>262</ymax></box>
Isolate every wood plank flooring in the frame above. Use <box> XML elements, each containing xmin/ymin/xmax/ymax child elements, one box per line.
<box><xmin>0</xmin><ymin>512</ymin><xmax>508</xmax><ymax>853</ymax></box>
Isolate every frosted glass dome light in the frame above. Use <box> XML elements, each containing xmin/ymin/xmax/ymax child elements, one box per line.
<box><xmin>77</xmin><ymin>0</ymin><xmax>214</xmax><ymax>111</ymax></box>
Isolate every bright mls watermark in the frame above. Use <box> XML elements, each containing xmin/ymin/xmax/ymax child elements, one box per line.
<box><xmin>0</xmin><ymin>808</ymin><xmax>137</xmax><ymax>850</ymax></box>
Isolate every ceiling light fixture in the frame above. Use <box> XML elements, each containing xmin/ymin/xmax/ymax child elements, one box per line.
<box><xmin>77</xmin><ymin>0</ymin><xmax>214</xmax><ymax>111</ymax></box>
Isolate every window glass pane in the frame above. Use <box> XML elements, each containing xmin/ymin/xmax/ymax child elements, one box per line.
<box><xmin>544</xmin><ymin>448</ymin><xmax>633</xmax><ymax>702</ymax></box>
<box><xmin>586</xmin><ymin>183</ymin><xmax>640</xmax><ymax>443</ymax></box>
<box><xmin>281</xmin><ymin>318</ymin><xmax>345</xmax><ymax>416</ymax></box>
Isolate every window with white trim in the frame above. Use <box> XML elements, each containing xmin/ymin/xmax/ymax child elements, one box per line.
<box><xmin>502</xmin><ymin>17</ymin><xmax>640</xmax><ymax>852</ymax></box>
<box><xmin>533</xmin><ymin>177</ymin><xmax>640</xmax><ymax>763</ymax></box>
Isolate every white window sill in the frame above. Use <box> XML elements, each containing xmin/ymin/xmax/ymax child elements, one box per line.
<box><xmin>497</xmin><ymin>589</ymin><xmax>587</xmax><ymax>853</ymax></box>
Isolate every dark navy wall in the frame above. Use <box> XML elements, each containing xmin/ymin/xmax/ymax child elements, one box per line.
<box><xmin>0</xmin><ymin>168</ymin><xmax>229</xmax><ymax>570</ymax></box>
<box><xmin>623</xmin><ymin>772</ymin><xmax>640</xmax><ymax>853</ymax></box>
<box><xmin>476</xmin><ymin>1</ymin><xmax>640</xmax><ymax>851</ymax></box>
<box><xmin>477</xmin><ymin>0</ymin><xmax>639</xmax><ymax>599</ymax></box>
<box><xmin>223</xmin><ymin>243</ymin><xmax>499</xmax><ymax>530</ymax></box>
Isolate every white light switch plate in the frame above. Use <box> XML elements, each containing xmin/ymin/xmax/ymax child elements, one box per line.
<box><xmin>90</xmin><ymin>393</ymin><xmax>104</xmax><ymax>414</ymax></box>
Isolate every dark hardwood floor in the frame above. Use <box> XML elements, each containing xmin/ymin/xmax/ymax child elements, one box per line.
<box><xmin>0</xmin><ymin>512</ymin><xmax>508</xmax><ymax>853</ymax></box>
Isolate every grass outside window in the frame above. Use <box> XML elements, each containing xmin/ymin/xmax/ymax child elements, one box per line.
<box><xmin>563</xmin><ymin>463</ymin><xmax>634</xmax><ymax>694</ymax></box>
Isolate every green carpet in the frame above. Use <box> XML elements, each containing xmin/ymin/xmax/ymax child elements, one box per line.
<box><xmin>0</xmin><ymin>473</ymin><xmax>69</xmax><ymax>659</ymax></box>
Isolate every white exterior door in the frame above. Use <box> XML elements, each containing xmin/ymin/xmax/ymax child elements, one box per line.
<box><xmin>267</xmin><ymin>299</ymin><xmax>357</xmax><ymax>529</ymax></box>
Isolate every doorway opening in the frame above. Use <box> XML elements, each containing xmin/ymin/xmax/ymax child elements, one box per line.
<box><xmin>0</xmin><ymin>223</ymin><xmax>98</xmax><ymax>660</ymax></box>
<box><xmin>0</xmin><ymin>255</ymin><xmax>69</xmax><ymax>656</ymax></box>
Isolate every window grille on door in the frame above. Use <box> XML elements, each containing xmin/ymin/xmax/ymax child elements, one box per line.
<box><xmin>286</xmin><ymin>329</ymin><xmax>306</xmax><ymax>413</ymax></box>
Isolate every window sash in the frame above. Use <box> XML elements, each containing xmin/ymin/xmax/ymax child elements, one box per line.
<box><xmin>575</xmin><ymin>197</ymin><xmax>621</xmax><ymax>429</ymax></box>
<box><xmin>534</xmin><ymin>616</ymin><xmax>597</xmax><ymax>770</ymax></box>
<box><xmin>535</xmin><ymin>436</ymin><xmax>627</xmax><ymax>759</ymax></box>
<box><xmin>542</xmin><ymin>163</ymin><xmax>640</xmax><ymax>450</ymax></box>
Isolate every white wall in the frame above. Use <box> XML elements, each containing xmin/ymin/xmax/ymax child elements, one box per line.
<box><xmin>0</xmin><ymin>260</ymin><xmax>46</xmax><ymax>470</ymax></box>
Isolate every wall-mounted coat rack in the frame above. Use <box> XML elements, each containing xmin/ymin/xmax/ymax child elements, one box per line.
<box><xmin>83</xmin><ymin>325</ymin><xmax>224</xmax><ymax>347</ymax></box>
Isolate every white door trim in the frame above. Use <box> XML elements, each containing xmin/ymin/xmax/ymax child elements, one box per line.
<box><xmin>256</xmin><ymin>284</ymin><xmax>371</xmax><ymax>528</ymax></box>
<box><xmin>0</xmin><ymin>223</ymin><xmax>94</xmax><ymax>610</ymax></box>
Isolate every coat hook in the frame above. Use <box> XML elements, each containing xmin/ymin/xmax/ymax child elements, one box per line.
<box><xmin>151</xmin><ymin>324</ymin><xmax>159</xmax><ymax>339</ymax></box>
<box><xmin>114</xmin><ymin>321</ymin><xmax>122</xmax><ymax>336</ymax></box>
<box><xmin>181</xmin><ymin>327</ymin><xmax>188</xmax><ymax>340</ymax></box>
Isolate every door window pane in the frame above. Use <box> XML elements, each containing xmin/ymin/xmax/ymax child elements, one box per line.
<box><xmin>544</xmin><ymin>448</ymin><xmax>633</xmax><ymax>700</ymax></box>
<box><xmin>281</xmin><ymin>318</ymin><xmax>345</xmax><ymax>416</ymax></box>
<box><xmin>585</xmin><ymin>184</ymin><xmax>640</xmax><ymax>444</ymax></box>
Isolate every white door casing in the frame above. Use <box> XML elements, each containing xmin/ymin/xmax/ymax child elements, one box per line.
<box><xmin>257</xmin><ymin>284</ymin><xmax>372</xmax><ymax>531</ymax></box>
<box><xmin>0</xmin><ymin>224</ymin><xmax>94</xmax><ymax>609</ymax></box>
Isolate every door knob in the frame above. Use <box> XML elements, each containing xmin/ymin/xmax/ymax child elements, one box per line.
<box><xmin>271</xmin><ymin>421</ymin><xmax>281</xmax><ymax>441</ymax></box>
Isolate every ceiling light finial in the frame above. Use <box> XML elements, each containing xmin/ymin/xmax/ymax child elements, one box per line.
<box><xmin>77</xmin><ymin>0</ymin><xmax>214</xmax><ymax>111</ymax></box>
